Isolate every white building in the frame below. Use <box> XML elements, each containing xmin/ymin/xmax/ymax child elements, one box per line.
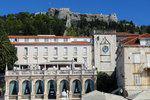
<box><xmin>9</xmin><ymin>33</ymin><xmax>117</xmax><ymax>73</ymax></box>
<box><xmin>6</xmin><ymin>33</ymin><xmax>117</xmax><ymax>100</ymax></box>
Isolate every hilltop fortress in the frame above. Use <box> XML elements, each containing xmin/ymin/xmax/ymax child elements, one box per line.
<box><xmin>48</xmin><ymin>8</ymin><xmax>118</xmax><ymax>27</ymax></box>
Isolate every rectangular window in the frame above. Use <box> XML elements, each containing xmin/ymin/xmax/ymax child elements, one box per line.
<box><xmin>14</xmin><ymin>38</ymin><xmax>19</xmax><ymax>42</ymax></box>
<box><xmin>34</xmin><ymin>38</ymin><xmax>39</xmax><ymax>42</ymax></box>
<box><xmin>74</xmin><ymin>47</ymin><xmax>77</xmax><ymax>56</ymax></box>
<box><xmin>24</xmin><ymin>58</ymin><xmax>28</xmax><ymax>64</ymax></box>
<box><xmin>83</xmin><ymin>57</ymin><xmax>87</xmax><ymax>63</ymax></box>
<box><xmin>24</xmin><ymin>38</ymin><xmax>29</xmax><ymax>42</ymax></box>
<box><xmin>44</xmin><ymin>47</ymin><xmax>48</xmax><ymax>56</ymax></box>
<box><xmin>146</xmin><ymin>39</ymin><xmax>150</xmax><ymax>45</ymax></box>
<box><xmin>135</xmin><ymin>74</ymin><xmax>140</xmax><ymax>85</ymax></box>
<box><xmin>147</xmin><ymin>54</ymin><xmax>150</xmax><ymax>67</ymax></box>
<box><xmin>34</xmin><ymin>47</ymin><xmax>38</xmax><ymax>56</ymax></box>
<box><xmin>64</xmin><ymin>38</ymin><xmax>68</xmax><ymax>42</ymax></box>
<box><xmin>83</xmin><ymin>47</ymin><xmax>87</xmax><ymax>56</ymax></box>
<box><xmin>74</xmin><ymin>39</ymin><xmax>77</xmax><ymax>41</ymax></box>
<box><xmin>54</xmin><ymin>47</ymin><xmax>58</xmax><ymax>56</ymax></box>
<box><xmin>134</xmin><ymin>54</ymin><xmax>140</xmax><ymax>63</ymax></box>
<box><xmin>44</xmin><ymin>38</ymin><xmax>49</xmax><ymax>42</ymax></box>
<box><xmin>54</xmin><ymin>38</ymin><xmax>58</xmax><ymax>42</ymax></box>
<box><xmin>64</xmin><ymin>47</ymin><xmax>68</xmax><ymax>56</ymax></box>
<box><xmin>24</xmin><ymin>47</ymin><xmax>28</xmax><ymax>55</ymax></box>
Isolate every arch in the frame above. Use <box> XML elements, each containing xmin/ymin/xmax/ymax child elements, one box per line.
<box><xmin>84</xmin><ymin>79</ymin><xmax>94</xmax><ymax>93</ymax></box>
<box><xmin>22</xmin><ymin>80</ymin><xmax>31</xmax><ymax>95</ymax></box>
<box><xmin>60</xmin><ymin>80</ymin><xmax>69</xmax><ymax>93</ymax></box>
<box><xmin>9</xmin><ymin>80</ymin><xmax>18</xmax><ymax>95</ymax></box>
<box><xmin>35</xmin><ymin>80</ymin><xmax>44</xmax><ymax>94</ymax></box>
<box><xmin>47</xmin><ymin>80</ymin><xmax>57</xmax><ymax>99</ymax></box>
<box><xmin>72</xmin><ymin>79</ymin><xmax>81</xmax><ymax>94</ymax></box>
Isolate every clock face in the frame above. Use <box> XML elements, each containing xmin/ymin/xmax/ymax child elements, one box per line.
<box><xmin>102</xmin><ymin>46</ymin><xmax>109</xmax><ymax>53</ymax></box>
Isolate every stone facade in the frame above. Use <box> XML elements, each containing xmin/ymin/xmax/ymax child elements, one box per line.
<box><xmin>94</xmin><ymin>34</ymin><xmax>117</xmax><ymax>73</ymax></box>
<box><xmin>116</xmin><ymin>33</ymin><xmax>150</xmax><ymax>96</ymax></box>
<box><xmin>5</xmin><ymin>62</ymin><xmax>97</xmax><ymax>100</ymax></box>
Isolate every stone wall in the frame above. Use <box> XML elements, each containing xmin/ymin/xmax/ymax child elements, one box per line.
<box><xmin>48</xmin><ymin>8</ymin><xmax>118</xmax><ymax>27</ymax></box>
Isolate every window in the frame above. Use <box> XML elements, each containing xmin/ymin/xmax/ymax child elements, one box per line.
<box><xmin>54</xmin><ymin>38</ymin><xmax>58</xmax><ymax>42</ymax></box>
<box><xmin>74</xmin><ymin>47</ymin><xmax>77</xmax><ymax>56</ymax></box>
<box><xmin>44</xmin><ymin>47</ymin><xmax>48</xmax><ymax>56</ymax></box>
<box><xmin>44</xmin><ymin>58</ymin><xmax>48</xmax><ymax>63</ymax></box>
<box><xmin>54</xmin><ymin>47</ymin><xmax>58</xmax><ymax>56</ymax></box>
<box><xmin>74</xmin><ymin>39</ymin><xmax>77</xmax><ymax>41</ymax></box>
<box><xmin>24</xmin><ymin>47</ymin><xmax>28</xmax><ymax>55</ymax></box>
<box><xmin>24</xmin><ymin>38</ymin><xmax>29</xmax><ymax>42</ymax></box>
<box><xmin>14</xmin><ymin>38</ymin><xmax>19</xmax><ymax>42</ymax></box>
<box><xmin>34</xmin><ymin>38</ymin><xmax>39</xmax><ymax>42</ymax></box>
<box><xmin>44</xmin><ymin>38</ymin><xmax>49</xmax><ymax>42</ymax></box>
<box><xmin>147</xmin><ymin>54</ymin><xmax>150</xmax><ymax>67</ymax></box>
<box><xmin>64</xmin><ymin>47</ymin><xmax>68</xmax><ymax>56</ymax></box>
<box><xmin>34</xmin><ymin>58</ymin><xmax>38</xmax><ymax>64</ymax></box>
<box><xmin>135</xmin><ymin>74</ymin><xmax>140</xmax><ymax>85</ymax></box>
<box><xmin>24</xmin><ymin>58</ymin><xmax>28</xmax><ymax>64</ymax></box>
<box><xmin>146</xmin><ymin>39</ymin><xmax>150</xmax><ymax>45</ymax></box>
<box><xmin>134</xmin><ymin>54</ymin><xmax>140</xmax><ymax>63</ymax></box>
<box><xmin>83</xmin><ymin>57</ymin><xmax>87</xmax><ymax>64</ymax></box>
<box><xmin>34</xmin><ymin>47</ymin><xmax>38</xmax><ymax>56</ymax></box>
<box><xmin>64</xmin><ymin>38</ymin><xmax>68</xmax><ymax>42</ymax></box>
<box><xmin>83</xmin><ymin>47</ymin><xmax>87</xmax><ymax>56</ymax></box>
<box><xmin>84</xmin><ymin>39</ymin><xmax>87</xmax><ymax>41</ymax></box>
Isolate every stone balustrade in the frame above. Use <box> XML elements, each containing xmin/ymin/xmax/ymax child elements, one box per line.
<box><xmin>5</xmin><ymin>69</ymin><xmax>96</xmax><ymax>76</ymax></box>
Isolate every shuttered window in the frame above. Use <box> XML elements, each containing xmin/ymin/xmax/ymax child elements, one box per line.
<box><xmin>134</xmin><ymin>54</ymin><xmax>140</xmax><ymax>63</ymax></box>
<box><xmin>147</xmin><ymin>54</ymin><xmax>150</xmax><ymax>67</ymax></box>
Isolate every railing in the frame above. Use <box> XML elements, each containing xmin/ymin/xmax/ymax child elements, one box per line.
<box><xmin>6</xmin><ymin>69</ymin><xmax>96</xmax><ymax>76</ymax></box>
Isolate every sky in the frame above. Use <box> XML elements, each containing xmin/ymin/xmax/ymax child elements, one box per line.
<box><xmin>0</xmin><ymin>0</ymin><xmax>149</xmax><ymax>26</ymax></box>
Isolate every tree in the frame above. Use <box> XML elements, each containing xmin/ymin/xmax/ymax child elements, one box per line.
<box><xmin>97</xmin><ymin>71</ymin><xmax>118</xmax><ymax>93</ymax></box>
<box><xmin>0</xmin><ymin>33</ymin><xmax>18</xmax><ymax>73</ymax></box>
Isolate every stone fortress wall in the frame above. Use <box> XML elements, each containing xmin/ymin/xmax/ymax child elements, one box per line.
<box><xmin>48</xmin><ymin>8</ymin><xmax>118</xmax><ymax>27</ymax></box>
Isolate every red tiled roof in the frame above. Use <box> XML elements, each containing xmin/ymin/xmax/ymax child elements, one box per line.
<box><xmin>139</xmin><ymin>33</ymin><xmax>150</xmax><ymax>38</ymax></box>
<box><xmin>116</xmin><ymin>32</ymin><xmax>138</xmax><ymax>36</ymax></box>
<box><xmin>11</xmin><ymin>41</ymin><xmax>90</xmax><ymax>45</ymax></box>
<box><xmin>122</xmin><ymin>33</ymin><xmax>150</xmax><ymax>45</ymax></box>
<box><xmin>120</xmin><ymin>36</ymin><xmax>136</xmax><ymax>42</ymax></box>
<box><xmin>8</xmin><ymin>35</ymin><xmax>91</xmax><ymax>38</ymax></box>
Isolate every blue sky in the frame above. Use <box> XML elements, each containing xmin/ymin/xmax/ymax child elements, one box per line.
<box><xmin>0</xmin><ymin>0</ymin><xmax>149</xmax><ymax>26</ymax></box>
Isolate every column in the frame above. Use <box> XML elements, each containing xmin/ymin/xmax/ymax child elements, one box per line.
<box><xmin>44</xmin><ymin>79</ymin><xmax>48</xmax><ymax>100</ymax></box>
<box><xmin>81</xmin><ymin>79</ymin><xmax>85</xmax><ymax>95</ymax></box>
<box><xmin>5</xmin><ymin>79</ymin><xmax>9</xmax><ymax>100</ymax></box>
<box><xmin>56</xmin><ymin>79</ymin><xmax>60</xmax><ymax>100</ymax></box>
<box><xmin>94</xmin><ymin>77</ymin><xmax>97</xmax><ymax>90</ymax></box>
<box><xmin>18</xmin><ymin>79</ymin><xmax>22</xmax><ymax>100</ymax></box>
<box><xmin>69</xmin><ymin>79</ymin><xmax>72</xmax><ymax>100</ymax></box>
<box><xmin>31</xmin><ymin>79</ymin><xmax>35</xmax><ymax>100</ymax></box>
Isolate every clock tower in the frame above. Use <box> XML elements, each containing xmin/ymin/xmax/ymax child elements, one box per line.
<box><xmin>94</xmin><ymin>33</ymin><xmax>116</xmax><ymax>74</ymax></box>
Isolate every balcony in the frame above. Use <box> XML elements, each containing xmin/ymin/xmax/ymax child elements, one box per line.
<box><xmin>5</xmin><ymin>69</ymin><xmax>96</xmax><ymax>76</ymax></box>
<box><xmin>143</xmin><ymin>63</ymin><xmax>150</xmax><ymax>70</ymax></box>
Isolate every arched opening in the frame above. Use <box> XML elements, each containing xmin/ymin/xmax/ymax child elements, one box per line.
<box><xmin>85</xmin><ymin>79</ymin><xmax>94</xmax><ymax>93</ymax></box>
<box><xmin>48</xmin><ymin>80</ymin><xmax>57</xmax><ymax>99</ymax></box>
<box><xmin>22</xmin><ymin>80</ymin><xmax>31</xmax><ymax>95</ymax></box>
<box><xmin>9</xmin><ymin>81</ymin><xmax>18</xmax><ymax>95</ymax></box>
<box><xmin>72</xmin><ymin>79</ymin><xmax>81</xmax><ymax>94</ymax></box>
<box><xmin>60</xmin><ymin>80</ymin><xmax>69</xmax><ymax>93</ymax></box>
<box><xmin>35</xmin><ymin>80</ymin><xmax>44</xmax><ymax>94</ymax></box>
